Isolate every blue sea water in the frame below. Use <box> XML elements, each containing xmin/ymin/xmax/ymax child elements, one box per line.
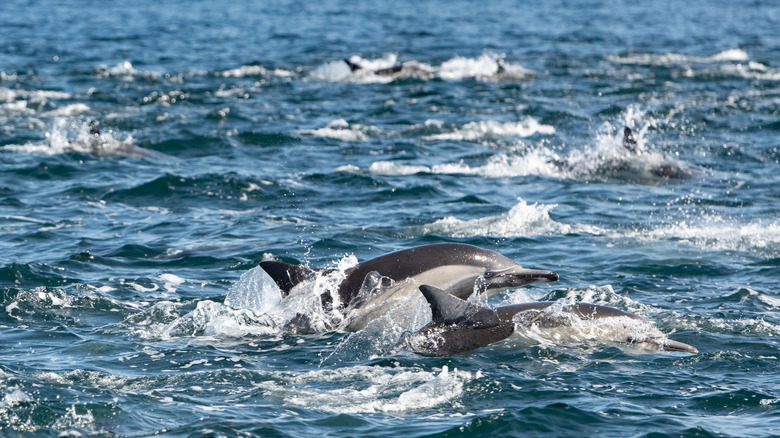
<box><xmin>2</xmin><ymin>0</ymin><xmax>780</xmax><ymax>436</ymax></box>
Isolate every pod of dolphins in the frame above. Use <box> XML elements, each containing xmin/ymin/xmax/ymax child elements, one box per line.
<box><xmin>260</xmin><ymin>243</ymin><xmax>698</xmax><ymax>355</ymax></box>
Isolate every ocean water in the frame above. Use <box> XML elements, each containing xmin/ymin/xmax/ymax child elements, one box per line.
<box><xmin>2</xmin><ymin>0</ymin><xmax>779</xmax><ymax>436</ymax></box>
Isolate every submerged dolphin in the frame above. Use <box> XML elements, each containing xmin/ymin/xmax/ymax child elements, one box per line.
<box><xmin>70</xmin><ymin>124</ymin><xmax>167</xmax><ymax>158</ymax></box>
<box><xmin>260</xmin><ymin>243</ymin><xmax>558</xmax><ymax>331</ymax></box>
<box><xmin>406</xmin><ymin>285</ymin><xmax>698</xmax><ymax>355</ymax></box>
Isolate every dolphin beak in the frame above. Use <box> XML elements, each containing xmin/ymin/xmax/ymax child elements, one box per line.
<box><xmin>659</xmin><ymin>339</ymin><xmax>698</xmax><ymax>354</ymax></box>
<box><xmin>482</xmin><ymin>266</ymin><xmax>559</xmax><ymax>291</ymax></box>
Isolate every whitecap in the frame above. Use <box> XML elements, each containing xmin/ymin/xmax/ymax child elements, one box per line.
<box><xmin>367</xmin><ymin>161</ymin><xmax>431</xmax><ymax>175</ymax></box>
<box><xmin>423</xmin><ymin>117</ymin><xmax>555</xmax><ymax>141</ymax></box>
<box><xmin>635</xmin><ymin>216</ymin><xmax>780</xmax><ymax>257</ymax></box>
<box><xmin>218</xmin><ymin>65</ymin><xmax>268</xmax><ymax>78</ymax></box>
<box><xmin>295</xmin><ymin>118</ymin><xmax>381</xmax><ymax>141</ymax></box>
<box><xmin>42</xmin><ymin>103</ymin><xmax>90</xmax><ymax>117</ymax></box>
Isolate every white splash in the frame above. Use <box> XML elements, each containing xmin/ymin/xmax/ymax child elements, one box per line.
<box><xmin>308</xmin><ymin>60</ymin><xmax>353</xmax><ymax>82</ymax></box>
<box><xmin>420</xmin><ymin>198</ymin><xmax>602</xmax><ymax>238</ymax></box>
<box><xmin>162</xmin><ymin>300</ymin><xmax>278</xmax><ymax>338</ymax></box>
<box><xmin>439</xmin><ymin>54</ymin><xmax>502</xmax><ymax>79</ymax></box>
<box><xmin>224</xmin><ymin>265</ymin><xmax>282</xmax><ymax>315</ymax></box>
<box><xmin>164</xmin><ymin>254</ymin><xmax>360</xmax><ymax>339</ymax></box>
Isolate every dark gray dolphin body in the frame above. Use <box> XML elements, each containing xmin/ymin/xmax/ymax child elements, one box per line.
<box><xmin>407</xmin><ymin>285</ymin><xmax>698</xmax><ymax>355</ymax></box>
<box><xmin>344</xmin><ymin>59</ymin><xmax>405</xmax><ymax>76</ymax></box>
<box><xmin>260</xmin><ymin>243</ymin><xmax>558</xmax><ymax>331</ymax></box>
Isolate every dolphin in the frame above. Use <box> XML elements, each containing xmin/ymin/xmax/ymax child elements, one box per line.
<box><xmin>405</xmin><ymin>284</ymin><xmax>698</xmax><ymax>355</ymax></box>
<box><xmin>343</xmin><ymin>58</ymin><xmax>512</xmax><ymax>80</ymax></box>
<box><xmin>547</xmin><ymin>126</ymin><xmax>692</xmax><ymax>180</ymax></box>
<box><xmin>344</xmin><ymin>59</ymin><xmax>405</xmax><ymax>76</ymax></box>
<box><xmin>259</xmin><ymin>243</ymin><xmax>559</xmax><ymax>331</ymax></box>
<box><xmin>68</xmin><ymin>123</ymin><xmax>168</xmax><ymax>158</ymax></box>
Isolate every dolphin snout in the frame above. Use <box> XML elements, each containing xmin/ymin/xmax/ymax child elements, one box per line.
<box><xmin>483</xmin><ymin>266</ymin><xmax>559</xmax><ymax>289</ymax></box>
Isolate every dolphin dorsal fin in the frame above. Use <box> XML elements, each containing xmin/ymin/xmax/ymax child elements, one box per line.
<box><xmin>259</xmin><ymin>261</ymin><xmax>316</xmax><ymax>297</ymax></box>
<box><xmin>344</xmin><ymin>59</ymin><xmax>363</xmax><ymax>72</ymax></box>
<box><xmin>419</xmin><ymin>284</ymin><xmax>481</xmax><ymax>324</ymax></box>
<box><xmin>623</xmin><ymin>126</ymin><xmax>638</xmax><ymax>152</ymax></box>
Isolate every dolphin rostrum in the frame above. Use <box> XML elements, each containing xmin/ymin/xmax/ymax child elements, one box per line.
<box><xmin>405</xmin><ymin>285</ymin><xmax>698</xmax><ymax>355</ymax></box>
<box><xmin>259</xmin><ymin>243</ymin><xmax>558</xmax><ymax>331</ymax></box>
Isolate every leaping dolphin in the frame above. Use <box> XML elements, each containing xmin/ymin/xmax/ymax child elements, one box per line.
<box><xmin>405</xmin><ymin>285</ymin><xmax>698</xmax><ymax>355</ymax></box>
<box><xmin>259</xmin><ymin>243</ymin><xmax>558</xmax><ymax>331</ymax></box>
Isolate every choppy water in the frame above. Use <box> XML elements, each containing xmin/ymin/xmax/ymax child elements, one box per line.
<box><xmin>2</xmin><ymin>0</ymin><xmax>780</xmax><ymax>436</ymax></box>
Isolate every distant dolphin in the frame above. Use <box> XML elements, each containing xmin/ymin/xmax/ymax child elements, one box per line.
<box><xmin>260</xmin><ymin>243</ymin><xmax>558</xmax><ymax>332</ymax></box>
<box><xmin>343</xmin><ymin>58</ymin><xmax>513</xmax><ymax>80</ymax></box>
<box><xmin>344</xmin><ymin>59</ymin><xmax>405</xmax><ymax>76</ymax></box>
<box><xmin>405</xmin><ymin>284</ymin><xmax>698</xmax><ymax>355</ymax></box>
<box><xmin>66</xmin><ymin>123</ymin><xmax>168</xmax><ymax>159</ymax></box>
<box><xmin>548</xmin><ymin>126</ymin><xmax>692</xmax><ymax>180</ymax></box>
<box><xmin>343</xmin><ymin>58</ymin><xmax>430</xmax><ymax>78</ymax></box>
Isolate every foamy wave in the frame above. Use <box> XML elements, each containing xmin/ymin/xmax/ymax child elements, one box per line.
<box><xmin>218</xmin><ymin>64</ymin><xmax>268</xmax><ymax>77</ymax></box>
<box><xmin>296</xmin><ymin>118</ymin><xmax>382</xmax><ymax>141</ymax></box>
<box><xmin>0</xmin><ymin>87</ymin><xmax>73</xmax><ymax>103</ymax></box>
<box><xmin>95</xmin><ymin>61</ymin><xmax>161</xmax><ymax>81</ymax></box>
<box><xmin>706</xmin><ymin>49</ymin><xmax>751</xmax><ymax>62</ymax></box>
<box><xmin>609</xmin><ymin>49</ymin><xmax>780</xmax><ymax>81</ymax></box>
<box><xmin>607</xmin><ymin>49</ymin><xmax>749</xmax><ymax>65</ymax></box>
<box><xmin>367</xmin><ymin>161</ymin><xmax>431</xmax><ymax>175</ymax></box>
<box><xmin>637</xmin><ymin>216</ymin><xmax>780</xmax><ymax>257</ymax></box>
<box><xmin>420</xmin><ymin>198</ymin><xmax>602</xmax><ymax>238</ymax></box>
<box><xmin>717</xmin><ymin>62</ymin><xmax>780</xmax><ymax>81</ymax></box>
<box><xmin>259</xmin><ymin>365</ymin><xmax>474</xmax><ymax>414</ymax></box>
<box><xmin>424</xmin><ymin>118</ymin><xmax>555</xmax><ymax>141</ymax></box>
<box><xmin>42</xmin><ymin>103</ymin><xmax>90</xmax><ymax>117</ymax></box>
<box><xmin>364</xmin><ymin>152</ymin><xmax>557</xmax><ymax>178</ymax></box>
